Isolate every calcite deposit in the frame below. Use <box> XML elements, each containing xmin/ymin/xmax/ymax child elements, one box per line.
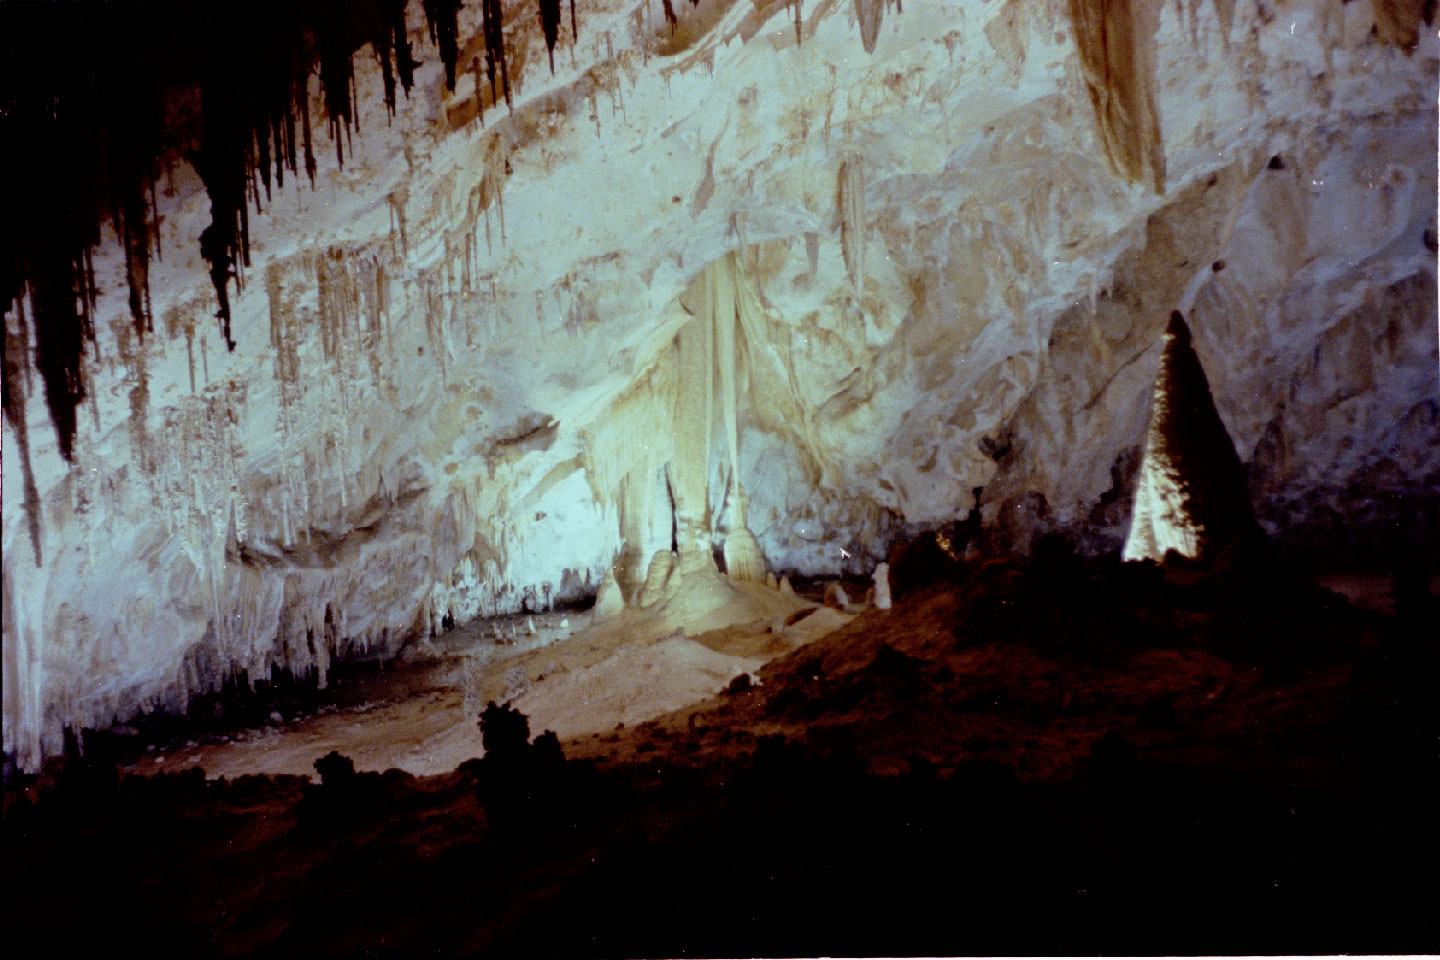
<box><xmin>3</xmin><ymin>0</ymin><xmax>1436</xmax><ymax>770</ymax></box>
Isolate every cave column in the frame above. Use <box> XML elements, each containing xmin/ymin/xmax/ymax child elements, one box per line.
<box><xmin>672</xmin><ymin>308</ymin><xmax>716</xmax><ymax>576</ymax></box>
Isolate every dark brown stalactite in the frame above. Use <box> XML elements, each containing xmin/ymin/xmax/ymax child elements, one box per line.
<box><xmin>300</xmin><ymin>75</ymin><xmax>319</xmax><ymax>186</ymax></box>
<box><xmin>388</xmin><ymin>0</ymin><xmax>418</xmax><ymax>92</ymax></box>
<box><xmin>661</xmin><ymin>0</ymin><xmax>678</xmax><ymax>34</ymax></box>
<box><xmin>497</xmin><ymin>8</ymin><xmax>512</xmax><ymax>112</ymax></box>
<box><xmin>1067</xmin><ymin>0</ymin><xmax>1166</xmax><ymax>195</ymax></box>
<box><xmin>0</xmin><ymin>0</ymin><xmax>468</xmax><ymax>461</ymax></box>
<box><xmin>372</xmin><ymin>0</ymin><xmax>419</xmax><ymax>115</ymax></box>
<box><xmin>317</xmin><ymin>11</ymin><xmax>358</xmax><ymax>166</ymax></box>
<box><xmin>3</xmin><ymin>298</ymin><xmax>45</xmax><ymax>566</ymax></box>
<box><xmin>376</xmin><ymin>14</ymin><xmax>399</xmax><ymax>114</ymax></box>
<box><xmin>423</xmin><ymin>0</ymin><xmax>463</xmax><ymax>91</ymax></box>
<box><xmin>1</xmin><ymin>7</ymin><xmax>103</xmax><ymax>462</ymax></box>
<box><xmin>102</xmin><ymin>51</ymin><xmax>163</xmax><ymax>341</ymax></box>
<box><xmin>570</xmin><ymin>0</ymin><xmax>578</xmax><ymax>41</ymax></box>
<box><xmin>192</xmin><ymin>80</ymin><xmax>247</xmax><ymax>352</ymax></box>
<box><xmin>29</xmin><ymin>248</ymin><xmax>89</xmax><ymax>463</ymax></box>
<box><xmin>149</xmin><ymin>176</ymin><xmax>163</xmax><ymax>269</ymax></box>
<box><xmin>482</xmin><ymin>0</ymin><xmax>499</xmax><ymax>103</ymax></box>
<box><xmin>189</xmin><ymin>6</ymin><xmax>259</xmax><ymax>351</ymax></box>
<box><xmin>472</xmin><ymin>56</ymin><xmax>486</xmax><ymax>126</ymax></box>
<box><xmin>482</xmin><ymin>0</ymin><xmax>513</xmax><ymax>111</ymax></box>
<box><xmin>541</xmin><ymin>0</ymin><xmax>562</xmax><ymax>72</ymax></box>
<box><xmin>120</xmin><ymin>189</ymin><xmax>155</xmax><ymax>337</ymax></box>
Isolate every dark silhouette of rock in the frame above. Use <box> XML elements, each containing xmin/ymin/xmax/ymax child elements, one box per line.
<box><xmin>313</xmin><ymin>750</ymin><xmax>356</xmax><ymax>788</ymax></box>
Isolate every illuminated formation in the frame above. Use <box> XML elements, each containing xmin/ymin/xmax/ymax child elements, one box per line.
<box><xmin>1123</xmin><ymin>312</ymin><xmax>1256</xmax><ymax>564</ymax></box>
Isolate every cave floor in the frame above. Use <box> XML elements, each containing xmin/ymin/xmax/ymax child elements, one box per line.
<box><xmin>118</xmin><ymin>591</ymin><xmax>849</xmax><ymax>781</ymax></box>
<box><xmin>5</xmin><ymin>554</ymin><xmax>1436</xmax><ymax>956</ymax></box>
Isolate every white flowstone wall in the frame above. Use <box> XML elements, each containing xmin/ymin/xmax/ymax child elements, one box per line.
<box><xmin>4</xmin><ymin>0</ymin><xmax>1436</xmax><ymax>768</ymax></box>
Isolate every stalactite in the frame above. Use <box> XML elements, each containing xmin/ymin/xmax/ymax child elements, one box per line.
<box><xmin>376</xmin><ymin>258</ymin><xmax>394</xmax><ymax>362</ymax></box>
<box><xmin>583</xmin><ymin>360</ymin><xmax>676</xmax><ymax>558</ymax></box>
<box><xmin>482</xmin><ymin>5</ymin><xmax>500</xmax><ymax>104</ymax></box>
<box><xmin>463</xmin><ymin>229</ymin><xmax>476</xmax><ymax>293</ymax></box>
<box><xmin>837</xmin><ymin>156</ymin><xmax>866</xmax><ymax>295</ymax></box>
<box><xmin>3</xmin><ymin>0</ymin><xmax>463</xmax><ymax>462</ymax></box>
<box><xmin>1</xmin><ymin>4</ymin><xmax>102</xmax><ymax>463</ymax></box>
<box><xmin>662</xmin><ymin>0</ymin><xmax>678</xmax><ymax>33</ymax></box>
<box><xmin>111</xmin><ymin>310</ymin><xmax>153</xmax><ymax>489</ymax></box>
<box><xmin>490</xmin><ymin>278</ymin><xmax>502</xmax><ymax>335</ymax></box>
<box><xmin>570</xmin><ymin>0</ymin><xmax>578</xmax><ymax>40</ymax></box>
<box><xmin>374</xmin><ymin>0</ymin><xmax>418</xmax><ymax>115</ymax></box>
<box><xmin>483</xmin><ymin>165</ymin><xmax>509</xmax><ymax>244</ymax></box>
<box><xmin>375</xmin><ymin>14</ymin><xmax>399</xmax><ymax>113</ymax></box>
<box><xmin>443</xmin><ymin>232</ymin><xmax>455</xmax><ymax>297</ymax></box>
<box><xmin>1067</xmin><ymin>0</ymin><xmax>1166</xmax><ymax>194</ymax></box>
<box><xmin>422</xmin><ymin>0</ymin><xmax>463</xmax><ymax>91</ymax></box>
<box><xmin>28</xmin><ymin>249</ymin><xmax>91</xmax><ymax>463</ymax></box>
<box><xmin>472</xmin><ymin>56</ymin><xmax>486</xmax><ymax>127</ymax></box>
<box><xmin>106</xmin><ymin>61</ymin><xmax>162</xmax><ymax>341</ymax></box>
<box><xmin>2</xmin><ymin>303</ymin><xmax>44</xmax><ymax>566</ymax></box>
<box><xmin>317</xmin><ymin>9</ymin><xmax>359</xmax><ymax>166</ymax></box>
<box><xmin>482</xmin><ymin>0</ymin><xmax>514</xmax><ymax>112</ymax></box>
<box><xmin>388</xmin><ymin>188</ymin><xmax>410</xmax><ymax>257</ymax></box>
<box><xmin>854</xmin><ymin>0</ymin><xmax>884</xmax><ymax>54</ymax></box>
<box><xmin>541</xmin><ymin>0</ymin><xmax>563</xmax><ymax>72</ymax></box>
<box><xmin>299</xmin><ymin>70</ymin><xmax>318</xmax><ymax>186</ymax></box>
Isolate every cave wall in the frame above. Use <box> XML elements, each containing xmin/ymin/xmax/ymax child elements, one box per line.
<box><xmin>4</xmin><ymin>0</ymin><xmax>1436</xmax><ymax>768</ymax></box>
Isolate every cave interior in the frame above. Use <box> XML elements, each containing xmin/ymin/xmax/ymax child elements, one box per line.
<box><xmin>2</xmin><ymin>0</ymin><xmax>1437</xmax><ymax>955</ymax></box>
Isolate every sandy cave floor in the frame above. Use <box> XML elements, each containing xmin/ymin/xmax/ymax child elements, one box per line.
<box><xmin>120</xmin><ymin>584</ymin><xmax>853</xmax><ymax>781</ymax></box>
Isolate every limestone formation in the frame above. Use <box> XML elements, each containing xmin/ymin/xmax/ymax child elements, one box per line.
<box><xmin>1123</xmin><ymin>312</ymin><xmax>1257</xmax><ymax>564</ymax></box>
<box><xmin>2</xmin><ymin>0</ymin><xmax>1434</xmax><ymax>771</ymax></box>
<box><xmin>872</xmin><ymin>562</ymin><xmax>892</xmax><ymax>611</ymax></box>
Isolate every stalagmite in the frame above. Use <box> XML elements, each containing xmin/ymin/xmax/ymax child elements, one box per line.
<box><xmin>1123</xmin><ymin>312</ymin><xmax>1257</xmax><ymax>564</ymax></box>
<box><xmin>638</xmin><ymin>549</ymin><xmax>677</xmax><ymax>607</ymax></box>
<box><xmin>872</xmin><ymin>561</ymin><xmax>892</xmax><ymax>610</ymax></box>
<box><xmin>594</xmin><ymin>567</ymin><xmax>625</xmax><ymax>617</ymax></box>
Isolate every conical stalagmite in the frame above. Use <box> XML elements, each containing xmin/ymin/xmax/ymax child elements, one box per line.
<box><xmin>1123</xmin><ymin>311</ymin><xmax>1256</xmax><ymax>563</ymax></box>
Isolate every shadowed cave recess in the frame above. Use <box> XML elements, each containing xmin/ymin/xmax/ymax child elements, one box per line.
<box><xmin>2</xmin><ymin>0</ymin><xmax>1438</xmax><ymax>955</ymax></box>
